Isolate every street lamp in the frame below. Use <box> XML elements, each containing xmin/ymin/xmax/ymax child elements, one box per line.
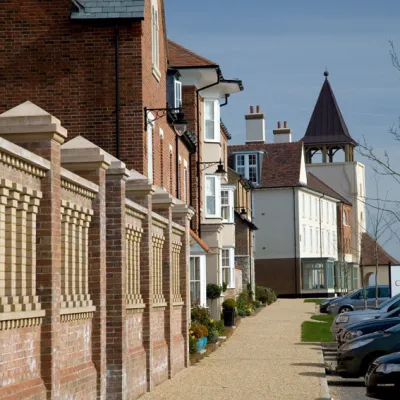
<box><xmin>198</xmin><ymin>159</ymin><xmax>227</xmax><ymax>175</ymax></box>
<box><xmin>144</xmin><ymin>105</ymin><xmax>187</xmax><ymax>135</ymax></box>
<box><xmin>173</xmin><ymin>111</ymin><xmax>188</xmax><ymax>137</ymax></box>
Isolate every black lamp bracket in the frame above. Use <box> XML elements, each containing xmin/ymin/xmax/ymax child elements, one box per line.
<box><xmin>197</xmin><ymin>160</ymin><xmax>222</xmax><ymax>172</ymax></box>
<box><xmin>144</xmin><ymin>105</ymin><xmax>181</xmax><ymax>131</ymax></box>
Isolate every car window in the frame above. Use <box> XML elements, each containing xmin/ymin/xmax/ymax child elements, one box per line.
<box><xmin>388</xmin><ymin>299</ymin><xmax>400</xmax><ymax>312</ymax></box>
<box><xmin>386</xmin><ymin>323</ymin><xmax>400</xmax><ymax>333</ymax></box>
<box><xmin>379</xmin><ymin>287</ymin><xmax>390</xmax><ymax>298</ymax></box>
<box><xmin>351</xmin><ymin>290</ymin><xmax>363</xmax><ymax>299</ymax></box>
<box><xmin>376</xmin><ymin>293</ymin><xmax>400</xmax><ymax>310</ymax></box>
<box><xmin>384</xmin><ymin>307</ymin><xmax>400</xmax><ymax>318</ymax></box>
<box><xmin>366</xmin><ymin>288</ymin><xmax>376</xmax><ymax>299</ymax></box>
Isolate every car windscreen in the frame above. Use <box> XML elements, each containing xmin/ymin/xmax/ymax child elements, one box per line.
<box><xmin>386</xmin><ymin>323</ymin><xmax>400</xmax><ymax>333</ymax></box>
<box><xmin>383</xmin><ymin>306</ymin><xmax>400</xmax><ymax>318</ymax></box>
<box><xmin>376</xmin><ymin>292</ymin><xmax>400</xmax><ymax>310</ymax></box>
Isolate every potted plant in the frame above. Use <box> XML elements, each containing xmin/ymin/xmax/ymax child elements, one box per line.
<box><xmin>190</xmin><ymin>322</ymin><xmax>209</xmax><ymax>352</ymax></box>
<box><xmin>222</xmin><ymin>298</ymin><xmax>236</xmax><ymax>327</ymax></box>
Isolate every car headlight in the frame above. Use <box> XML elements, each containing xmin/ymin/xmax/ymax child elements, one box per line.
<box><xmin>342</xmin><ymin>338</ymin><xmax>374</xmax><ymax>351</ymax></box>
<box><xmin>376</xmin><ymin>363</ymin><xmax>400</xmax><ymax>374</ymax></box>
<box><xmin>346</xmin><ymin>330</ymin><xmax>363</xmax><ymax>340</ymax></box>
<box><xmin>336</xmin><ymin>315</ymin><xmax>349</xmax><ymax>323</ymax></box>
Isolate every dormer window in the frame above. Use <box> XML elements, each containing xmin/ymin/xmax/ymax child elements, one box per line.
<box><xmin>235</xmin><ymin>153</ymin><xmax>258</xmax><ymax>183</ymax></box>
<box><xmin>175</xmin><ymin>80</ymin><xmax>182</xmax><ymax>108</ymax></box>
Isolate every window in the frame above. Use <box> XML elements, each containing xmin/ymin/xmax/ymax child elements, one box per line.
<box><xmin>205</xmin><ymin>101</ymin><xmax>215</xmax><ymax>140</ymax></box>
<box><xmin>302</xmin><ymin>263</ymin><xmax>326</xmax><ymax>290</ymax></box>
<box><xmin>221</xmin><ymin>248</ymin><xmax>234</xmax><ymax>288</ymax></box>
<box><xmin>302</xmin><ymin>193</ymin><xmax>306</xmax><ymax>218</ymax></box>
<box><xmin>175</xmin><ymin>80</ymin><xmax>182</xmax><ymax>108</ymax></box>
<box><xmin>183</xmin><ymin>163</ymin><xmax>188</xmax><ymax>204</ymax></box>
<box><xmin>221</xmin><ymin>190</ymin><xmax>231</xmax><ymax>222</ymax></box>
<box><xmin>321</xmin><ymin>230</ymin><xmax>325</xmax><ymax>253</ymax></box>
<box><xmin>234</xmin><ymin>154</ymin><xmax>259</xmax><ymax>183</ymax></box>
<box><xmin>309</xmin><ymin>195</ymin><xmax>312</xmax><ymax>219</ymax></box>
<box><xmin>343</xmin><ymin>210</ymin><xmax>348</xmax><ymax>226</ymax></box>
<box><xmin>327</xmin><ymin>232</ymin><xmax>331</xmax><ymax>254</ymax></box>
<box><xmin>190</xmin><ymin>256</ymin><xmax>206</xmax><ymax>307</ymax></box>
<box><xmin>316</xmin><ymin>228</ymin><xmax>320</xmax><ymax>254</ymax></box>
<box><xmin>190</xmin><ymin>257</ymin><xmax>201</xmax><ymax>305</ymax></box>
<box><xmin>315</xmin><ymin>197</ymin><xmax>318</xmax><ymax>220</ymax></box>
<box><xmin>310</xmin><ymin>227</ymin><xmax>313</xmax><ymax>252</ymax></box>
<box><xmin>151</xmin><ymin>0</ymin><xmax>160</xmax><ymax>77</ymax></box>
<box><xmin>333</xmin><ymin>233</ymin><xmax>336</xmax><ymax>254</ymax></box>
<box><xmin>147</xmin><ymin>118</ymin><xmax>153</xmax><ymax>184</ymax></box>
<box><xmin>321</xmin><ymin>200</ymin><xmax>324</xmax><ymax>222</ymax></box>
<box><xmin>302</xmin><ymin>226</ymin><xmax>307</xmax><ymax>251</ymax></box>
<box><xmin>205</xmin><ymin>176</ymin><xmax>220</xmax><ymax>217</ymax></box>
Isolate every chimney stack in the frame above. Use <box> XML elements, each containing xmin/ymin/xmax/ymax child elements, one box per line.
<box><xmin>245</xmin><ymin>105</ymin><xmax>266</xmax><ymax>144</ymax></box>
<box><xmin>273</xmin><ymin>121</ymin><xmax>292</xmax><ymax>143</ymax></box>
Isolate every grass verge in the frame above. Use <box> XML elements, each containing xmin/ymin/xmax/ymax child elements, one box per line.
<box><xmin>301</xmin><ymin>314</ymin><xmax>335</xmax><ymax>342</ymax></box>
<box><xmin>303</xmin><ymin>298</ymin><xmax>327</xmax><ymax>305</ymax></box>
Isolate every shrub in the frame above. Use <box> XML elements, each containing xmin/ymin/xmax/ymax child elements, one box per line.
<box><xmin>215</xmin><ymin>319</ymin><xmax>225</xmax><ymax>334</ymax></box>
<box><xmin>208</xmin><ymin>329</ymin><xmax>219</xmax><ymax>344</ymax></box>
<box><xmin>222</xmin><ymin>298</ymin><xmax>236</xmax><ymax>310</ymax></box>
<box><xmin>222</xmin><ymin>282</ymin><xmax>228</xmax><ymax>293</ymax></box>
<box><xmin>191</xmin><ymin>305</ymin><xmax>211</xmax><ymax>326</ymax></box>
<box><xmin>191</xmin><ymin>323</ymin><xmax>208</xmax><ymax>339</ymax></box>
<box><xmin>236</xmin><ymin>290</ymin><xmax>254</xmax><ymax>317</ymax></box>
<box><xmin>189</xmin><ymin>334</ymin><xmax>197</xmax><ymax>355</ymax></box>
<box><xmin>256</xmin><ymin>286</ymin><xmax>277</xmax><ymax>305</ymax></box>
<box><xmin>207</xmin><ymin>284</ymin><xmax>222</xmax><ymax>300</ymax></box>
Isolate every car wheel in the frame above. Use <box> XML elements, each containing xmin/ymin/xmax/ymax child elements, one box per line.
<box><xmin>339</xmin><ymin>306</ymin><xmax>352</xmax><ymax>313</ymax></box>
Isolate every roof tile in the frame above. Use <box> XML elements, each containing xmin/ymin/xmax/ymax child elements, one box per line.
<box><xmin>71</xmin><ymin>0</ymin><xmax>144</xmax><ymax>20</ymax></box>
<box><xmin>361</xmin><ymin>232</ymin><xmax>399</xmax><ymax>266</ymax></box>
<box><xmin>168</xmin><ymin>39</ymin><xmax>218</xmax><ymax>68</ymax></box>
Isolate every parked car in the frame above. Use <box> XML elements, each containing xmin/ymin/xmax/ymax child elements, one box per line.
<box><xmin>331</xmin><ymin>292</ymin><xmax>400</xmax><ymax>336</ymax></box>
<box><xmin>337</xmin><ymin>323</ymin><xmax>400</xmax><ymax>378</ymax></box>
<box><xmin>365</xmin><ymin>352</ymin><xmax>400</xmax><ymax>399</ymax></box>
<box><xmin>337</xmin><ymin>306</ymin><xmax>400</xmax><ymax>345</ymax></box>
<box><xmin>319</xmin><ymin>298</ymin><xmax>337</xmax><ymax>313</ymax></box>
<box><xmin>327</xmin><ymin>286</ymin><xmax>390</xmax><ymax>315</ymax></box>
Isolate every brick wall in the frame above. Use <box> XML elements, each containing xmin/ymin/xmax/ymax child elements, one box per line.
<box><xmin>0</xmin><ymin>103</ymin><xmax>192</xmax><ymax>399</ymax></box>
<box><xmin>0</xmin><ymin>0</ymin><xmax>190</xmax><ymax>203</ymax></box>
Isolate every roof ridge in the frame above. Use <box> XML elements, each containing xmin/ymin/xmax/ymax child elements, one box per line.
<box><xmin>306</xmin><ymin>172</ymin><xmax>351</xmax><ymax>204</ymax></box>
<box><xmin>168</xmin><ymin>39</ymin><xmax>218</xmax><ymax>68</ymax></box>
<box><xmin>362</xmin><ymin>232</ymin><xmax>400</xmax><ymax>265</ymax></box>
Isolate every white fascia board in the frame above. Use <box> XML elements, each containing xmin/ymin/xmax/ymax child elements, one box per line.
<box><xmin>178</xmin><ymin>68</ymin><xmax>218</xmax><ymax>89</ymax></box>
<box><xmin>299</xmin><ymin>187</ymin><xmax>340</xmax><ymax>203</ymax></box>
<box><xmin>221</xmin><ymin>184</ymin><xmax>236</xmax><ymax>192</ymax></box>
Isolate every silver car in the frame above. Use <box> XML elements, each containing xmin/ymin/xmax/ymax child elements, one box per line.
<box><xmin>331</xmin><ymin>292</ymin><xmax>400</xmax><ymax>336</ymax></box>
<box><xmin>327</xmin><ymin>286</ymin><xmax>390</xmax><ymax>315</ymax></box>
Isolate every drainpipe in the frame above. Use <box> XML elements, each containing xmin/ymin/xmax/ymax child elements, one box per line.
<box><xmin>220</xmin><ymin>94</ymin><xmax>229</xmax><ymax>108</ymax></box>
<box><xmin>114</xmin><ymin>23</ymin><xmax>121</xmax><ymax>159</ymax></box>
<box><xmin>293</xmin><ymin>187</ymin><xmax>298</xmax><ymax>297</ymax></box>
<box><xmin>175</xmin><ymin>134</ymin><xmax>179</xmax><ymax>199</ymax></box>
<box><xmin>196</xmin><ymin>69</ymin><xmax>221</xmax><ymax>237</ymax></box>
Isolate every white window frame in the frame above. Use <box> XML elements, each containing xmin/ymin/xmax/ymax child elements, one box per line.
<box><xmin>204</xmin><ymin>99</ymin><xmax>220</xmax><ymax>143</ymax></box>
<box><xmin>190</xmin><ymin>256</ymin><xmax>206</xmax><ymax>307</ymax></box>
<box><xmin>175</xmin><ymin>80</ymin><xmax>182</xmax><ymax>109</ymax></box>
<box><xmin>316</xmin><ymin>228</ymin><xmax>320</xmax><ymax>254</ymax></box>
<box><xmin>302</xmin><ymin>226</ymin><xmax>307</xmax><ymax>252</ymax></box>
<box><xmin>183</xmin><ymin>160</ymin><xmax>188</xmax><ymax>204</ymax></box>
<box><xmin>310</xmin><ymin>227</ymin><xmax>313</xmax><ymax>252</ymax></box>
<box><xmin>146</xmin><ymin>112</ymin><xmax>154</xmax><ymax>184</ymax></box>
<box><xmin>315</xmin><ymin>197</ymin><xmax>318</xmax><ymax>220</ymax></box>
<box><xmin>151</xmin><ymin>0</ymin><xmax>160</xmax><ymax>80</ymax></box>
<box><xmin>235</xmin><ymin>153</ymin><xmax>259</xmax><ymax>184</ymax></box>
<box><xmin>309</xmin><ymin>195</ymin><xmax>312</xmax><ymax>220</ymax></box>
<box><xmin>322</xmin><ymin>230</ymin><xmax>325</xmax><ymax>254</ymax></box>
<box><xmin>333</xmin><ymin>233</ymin><xmax>337</xmax><ymax>255</ymax></box>
<box><xmin>328</xmin><ymin>231</ymin><xmax>331</xmax><ymax>255</ymax></box>
<box><xmin>205</xmin><ymin>175</ymin><xmax>221</xmax><ymax>218</ymax></box>
<box><xmin>221</xmin><ymin>188</ymin><xmax>234</xmax><ymax>223</ymax></box>
<box><xmin>221</xmin><ymin>248</ymin><xmax>235</xmax><ymax>289</ymax></box>
<box><xmin>302</xmin><ymin>193</ymin><xmax>306</xmax><ymax>218</ymax></box>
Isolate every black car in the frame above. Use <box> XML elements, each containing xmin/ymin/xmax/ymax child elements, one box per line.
<box><xmin>337</xmin><ymin>323</ymin><xmax>400</xmax><ymax>378</ymax></box>
<box><xmin>339</xmin><ymin>318</ymin><xmax>400</xmax><ymax>346</ymax></box>
<box><xmin>365</xmin><ymin>352</ymin><xmax>400</xmax><ymax>399</ymax></box>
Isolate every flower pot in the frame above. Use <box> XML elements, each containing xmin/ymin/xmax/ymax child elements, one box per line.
<box><xmin>223</xmin><ymin>309</ymin><xmax>235</xmax><ymax>327</ymax></box>
<box><xmin>196</xmin><ymin>337</ymin><xmax>208</xmax><ymax>352</ymax></box>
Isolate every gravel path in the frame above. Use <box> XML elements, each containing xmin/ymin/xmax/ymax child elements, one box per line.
<box><xmin>141</xmin><ymin>299</ymin><xmax>328</xmax><ymax>400</ymax></box>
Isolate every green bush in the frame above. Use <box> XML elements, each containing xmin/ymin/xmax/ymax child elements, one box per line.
<box><xmin>222</xmin><ymin>282</ymin><xmax>228</xmax><ymax>293</ymax></box>
<box><xmin>189</xmin><ymin>334</ymin><xmax>197</xmax><ymax>355</ymax></box>
<box><xmin>191</xmin><ymin>305</ymin><xmax>212</xmax><ymax>326</ymax></box>
<box><xmin>236</xmin><ymin>290</ymin><xmax>254</xmax><ymax>317</ymax></box>
<box><xmin>207</xmin><ymin>284</ymin><xmax>222</xmax><ymax>300</ymax></box>
<box><xmin>256</xmin><ymin>286</ymin><xmax>277</xmax><ymax>305</ymax></box>
<box><xmin>215</xmin><ymin>319</ymin><xmax>225</xmax><ymax>334</ymax></box>
<box><xmin>222</xmin><ymin>298</ymin><xmax>236</xmax><ymax>310</ymax></box>
<box><xmin>208</xmin><ymin>329</ymin><xmax>219</xmax><ymax>344</ymax></box>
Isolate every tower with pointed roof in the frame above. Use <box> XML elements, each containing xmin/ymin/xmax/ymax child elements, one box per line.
<box><xmin>301</xmin><ymin>71</ymin><xmax>357</xmax><ymax>164</ymax></box>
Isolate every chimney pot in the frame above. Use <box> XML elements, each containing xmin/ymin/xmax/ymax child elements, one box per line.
<box><xmin>277</xmin><ymin>121</ymin><xmax>281</xmax><ymax>129</ymax></box>
<box><xmin>250</xmin><ymin>106</ymin><xmax>254</xmax><ymax>114</ymax></box>
<box><xmin>284</xmin><ymin>121</ymin><xmax>288</xmax><ymax>128</ymax></box>
<box><xmin>256</xmin><ymin>105</ymin><xmax>260</xmax><ymax>113</ymax></box>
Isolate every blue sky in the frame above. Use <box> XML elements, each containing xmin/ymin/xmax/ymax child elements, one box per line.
<box><xmin>166</xmin><ymin>0</ymin><xmax>400</xmax><ymax>258</ymax></box>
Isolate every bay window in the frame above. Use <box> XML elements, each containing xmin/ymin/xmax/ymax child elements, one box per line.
<box><xmin>205</xmin><ymin>175</ymin><xmax>220</xmax><ymax>217</ymax></box>
<box><xmin>204</xmin><ymin>100</ymin><xmax>220</xmax><ymax>142</ymax></box>
<box><xmin>221</xmin><ymin>248</ymin><xmax>235</xmax><ymax>289</ymax></box>
<box><xmin>221</xmin><ymin>188</ymin><xmax>234</xmax><ymax>223</ymax></box>
<box><xmin>175</xmin><ymin>80</ymin><xmax>182</xmax><ymax>108</ymax></box>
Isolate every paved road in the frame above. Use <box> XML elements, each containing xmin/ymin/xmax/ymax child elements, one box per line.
<box><xmin>142</xmin><ymin>299</ymin><xmax>328</xmax><ymax>400</ymax></box>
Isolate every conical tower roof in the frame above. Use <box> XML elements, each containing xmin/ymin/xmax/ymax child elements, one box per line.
<box><xmin>301</xmin><ymin>73</ymin><xmax>357</xmax><ymax>146</ymax></box>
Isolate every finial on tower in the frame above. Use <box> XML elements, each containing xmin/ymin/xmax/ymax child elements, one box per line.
<box><xmin>324</xmin><ymin>69</ymin><xmax>329</xmax><ymax>78</ymax></box>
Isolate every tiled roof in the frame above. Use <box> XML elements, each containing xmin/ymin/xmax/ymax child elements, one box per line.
<box><xmin>71</xmin><ymin>0</ymin><xmax>145</xmax><ymax>20</ymax></box>
<box><xmin>228</xmin><ymin>142</ymin><xmax>303</xmax><ymax>188</ymax></box>
<box><xmin>220</xmin><ymin>120</ymin><xmax>231</xmax><ymax>140</ymax></box>
<box><xmin>306</xmin><ymin>172</ymin><xmax>352</xmax><ymax>204</ymax></box>
<box><xmin>301</xmin><ymin>76</ymin><xmax>357</xmax><ymax>146</ymax></box>
<box><xmin>361</xmin><ymin>232</ymin><xmax>400</xmax><ymax>266</ymax></box>
<box><xmin>168</xmin><ymin>40</ymin><xmax>218</xmax><ymax>68</ymax></box>
<box><xmin>190</xmin><ymin>230</ymin><xmax>210</xmax><ymax>253</ymax></box>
